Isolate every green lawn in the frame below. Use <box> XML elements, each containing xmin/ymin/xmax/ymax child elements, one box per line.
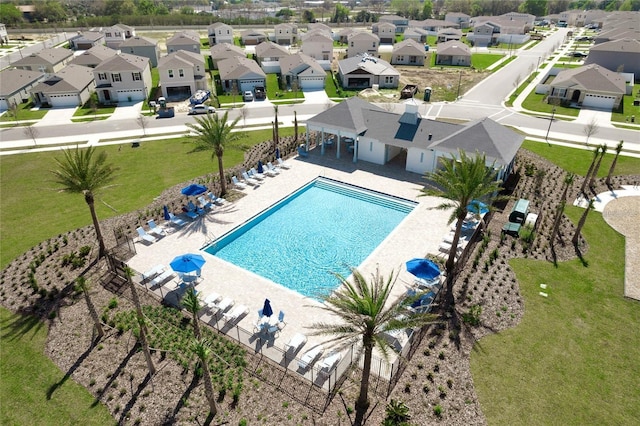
<box><xmin>471</xmin><ymin>207</ymin><xmax>640</xmax><ymax>425</ymax></box>
<box><xmin>324</xmin><ymin>72</ymin><xmax>358</xmax><ymax>99</ymax></box>
<box><xmin>265</xmin><ymin>74</ymin><xmax>303</xmax><ymax>101</ymax></box>
<box><xmin>471</xmin><ymin>53</ymin><xmax>504</xmax><ymax>70</ymax></box>
<box><xmin>521</xmin><ymin>92</ymin><xmax>580</xmax><ymax>117</ymax></box>
<box><xmin>611</xmin><ymin>94</ymin><xmax>640</xmax><ymax>124</ymax></box>
<box><xmin>489</xmin><ymin>56</ymin><xmax>516</xmax><ymax>72</ymax></box>
<box><xmin>73</xmin><ymin>103</ymin><xmax>116</xmax><ymax>117</ymax></box>
<box><xmin>0</xmin><ymin>102</ymin><xmax>48</xmax><ymax>122</ymax></box>
<box><xmin>0</xmin><ymin>128</ymin><xmax>295</xmax><ymax>268</ymax></box>
<box><xmin>0</xmin><ymin>308</ymin><xmax>114</xmax><ymax>425</ymax></box>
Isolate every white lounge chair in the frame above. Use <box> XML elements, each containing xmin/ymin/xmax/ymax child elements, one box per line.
<box><xmin>141</xmin><ymin>264</ymin><xmax>164</xmax><ymax>282</ymax></box>
<box><xmin>147</xmin><ymin>220</ymin><xmax>166</xmax><ymax>237</ymax></box>
<box><xmin>277</xmin><ymin>157</ymin><xmax>292</xmax><ymax>169</ymax></box>
<box><xmin>241</xmin><ymin>171</ymin><xmax>259</xmax><ymax>186</ymax></box>
<box><xmin>319</xmin><ymin>352</ymin><xmax>342</xmax><ymax>375</ymax></box>
<box><xmin>284</xmin><ymin>333</ymin><xmax>307</xmax><ymax>352</ymax></box>
<box><xmin>149</xmin><ymin>270</ymin><xmax>174</xmax><ymax>287</ymax></box>
<box><xmin>203</xmin><ymin>292</ymin><xmax>221</xmax><ymax>308</ymax></box>
<box><xmin>249</xmin><ymin>167</ymin><xmax>265</xmax><ymax>180</ymax></box>
<box><xmin>298</xmin><ymin>346</ymin><xmax>324</xmax><ymax>370</ymax></box>
<box><xmin>136</xmin><ymin>227</ymin><xmax>156</xmax><ymax>244</ymax></box>
<box><xmin>197</xmin><ymin>196</ymin><xmax>213</xmax><ymax>210</ymax></box>
<box><xmin>187</xmin><ymin>201</ymin><xmax>205</xmax><ymax>216</ymax></box>
<box><xmin>207</xmin><ymin>192</ymin><xmax>226</xmax><ymax>205</ymax></box>
<box><xmin>232</xmin><ymin>176</ymin><xmax>247</xmax><ymax>189</ymax></box>
<box><xmin>213</xmin><ymin>297</ymin><xmax>234</xmax><ymax>313</ymax></box>
<box><xmin>168</xmin><ymin>212</ymin><xmax>187</xmax><ymax>227</ymax></box>
<box><xmin>223</xmin><ymin>304</ymin><xmax>248</xmax><ymax>323</ymax></box>
<box><xmin>266</xmin><ymin>162</ymin><xmax>281</xmax><ymax>175</ymax></box>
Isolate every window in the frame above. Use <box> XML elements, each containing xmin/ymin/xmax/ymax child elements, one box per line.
<box><xmin>323</xmin><ymin>54</ymin><xmax>329</xmax><ymax>60</ymax></box>
<box><xmin>112</xmin><ymin>73</ymin><xmax>121</xmax><ymax>82</ymax></box>
<box><xmin>397</xmin><ymin>55</ymin><xmax>404</xmax><ymax>62</ymax></box>
<box><xmin>98</xmin><ymin>73</ymin><xmax>107</xmax><ymax>80</ymax></box>
<box><xmin>409</xmin><ymin>56</ymin><xmax>417</xmax><ymax>63</ymax></box>
<box><xmin>132</xmin><ymin>72</ymin><xmax>141</xmax><ymax>81</ymax></box>
<box><xmin>168</xmin><ymin>70</ymin><xmax>174</xmax><ymax>78</ymax></box>
<box><xmin>105</xmin><ymin>32</ymin><xmax>112</xmax><ymax>37</ymax></box>
<box><xmin>373</xmin><ymin>42</ymin><xmax>376</xmax><ymax>48</ymax></box>
<box><xmin>179</xmin><ymin>69</ymin><xmax>184</xmax><ymax>77</ymax></box>
<box><xmin>38</xmin><ymin>65</ymin><xmax>47</xmax><ymax>73</ymax></box>
<box><xmin>351</xmin><ymin>42</ymin><xmax>354</xmax><ymax>47</ymax></box>
<box><xmin>385</xmin><ymin>76</ymin><xmax>394</xmax><ymax>84</ymax></box>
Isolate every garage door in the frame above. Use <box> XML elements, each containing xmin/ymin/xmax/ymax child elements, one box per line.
<box><xmin>0</xmin><ymin>99</ymin><xmax>7</xmax><ymax>110</ymax></box>
<box><xmin>116</xmin><ymin>89</ymin><xmax>144</xmax><ymax>102</ymax></box>
<box><xmin>300</xmin><ymin>77</ymin><xmax>325</xmax><ymax>90</ymax></box>
<box><xmin>50</xmin><ymin>93</ymin><xmax>79</xmax><ymax>107</ymax></box>
<box><xmin>239</xmin><ymin>79</ymin><xmax>264</xmax><ymax>93</ymax></box>
<box><xmin>583</xmin><ymin>94</ymin><xmax>615</xmax><ymax>110</ymax></box>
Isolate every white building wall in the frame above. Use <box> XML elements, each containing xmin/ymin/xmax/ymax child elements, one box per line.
<box><xmin>356</xmin><ymin>137</ymin><xmax>386</xmax><ymax>165</ymax></box>
<box><xmin>406</xmin><ymin>148</ymin><xmax>436</xmax><ymax>174</ymax></box>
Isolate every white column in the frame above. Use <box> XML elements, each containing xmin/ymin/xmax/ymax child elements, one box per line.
<box><xmin>337</xmin><ymin>131</ymin><xmax>341</xmax><ymax>159</ymax></box>
<box><xmin>306</xmin><ymin>129</ymin><xmax>310</xmax><ymax>151</ymax></box>
<box><xmin>321</xmin><ymin>129</ymin><xmax>325</xmax><ymax>155</ymax></box>
<box><xmin>353</xmin><ymin>137</ymin><xmax>358</xmax><ymax>163</ymax></box>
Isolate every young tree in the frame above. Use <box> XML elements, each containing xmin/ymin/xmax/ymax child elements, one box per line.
<box><xmin>239</xmin><ymin>105</ymin><xmax>249</xmax><ymax>126</ymax></box>
<box><xmin>181</xmin><ymin>287</ymin><xmax>202</xmax><ymax>339</ymax></box>
<box><xmin>572</xmin><ymin>199</ymin><xmax>594</xmax><ymax>246</ymax></box>
<box><xmin>75</xmin><ymin>276</ymin><xmax>105</xmax><ymax>339</ymax></box>
<box><xmin>588</xmin><ymin>144</ymin><xmax>607</xmax><ymax>189</ymax></box>
<box><xmin>302</xmin><ymin>9</ymin><xmax>315</xmax><ymax>23</ymax></box>
<box><xmin>309</xmin><ymin>268</ymin><xmax>435</xmax><ymax>426</ymax></box>
<box><xmin>191</xmin><ymin>338</ymin><xmax>219</xmax><ymax>416</ymax></box>
<box><xmin>136</xmin><ymin>113</ymin><xmax>148</xmax><ymax>136</ymax></box>
<box><xmin>23</xmin><ymin>123</ymin><xmax>39</xmax><ymax>145</ymax></box>
<box><xmin>51</xmin><ymin>147</ymin><xmax>118</xmax><ymax>257</ymax></box>
<box><xmin>8</xmin><ymin>100</ymin><xmax>19</xmax><ymax>123</ymax></box>
<box><xmin>186</xmin><ymin>111</ymin><xmax>241</xmax><ymax>196</ymax></box>
<box><xmin>583</xmin><ymin>117</ymin><xmax>599</xmax><ymax>146</ymax></box>
<box><xmin>605</xmin><ymin>140</ymin><xmax>624</xmax><ymax>187</ymax></box>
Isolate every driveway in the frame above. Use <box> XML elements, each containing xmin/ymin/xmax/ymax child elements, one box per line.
<box><xmin>575</xmin><ymin>107</ymin><xmax>614</xmax><ymax>128</ymax></box>
<box><xmin>108</xmin><ymin>101</ymin><xmax>144</xmax><ymax>120</ymax></box>
<box><xmin>34</xmin><ymin>107</ymin><xmax>77</xmax><ymax>127</ymax></box>
<box><xmin>302</xmin><ymin>89</ymin><xmax>330</xmax><ymax>104</ymax></box>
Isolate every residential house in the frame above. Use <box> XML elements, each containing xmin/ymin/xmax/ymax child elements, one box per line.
<box><xmin>217</xmin><ymin>56</ymin><xmax>266</xmax><ymax>93</ymax></box>
<box><xmin>502</xmin><ymin>12</ymin><xmax>535</xmax><ymax>31</ymax></box>
<box><xmin>338</xmin><ymin>55</ymin><xmax>399</xmax><ymax>89</ymax></box>
<box><xmin>403</xmin><ymin>27</ymin><xmax>429</xmax><ymax>43</ymax></box>
<box><xmin>300</xmin><ymin>33</ymin><xmax>333</xmax><ymax>70</ymax></box>
<box><xmin>12</xmin><ymin>47</ymin><xmax>73</xmax><ymax>75</ymax></box>
<box><xmin>337</xmin><ymin>28</ymin><xmax>357</xmax><ymax>44</ymax></box>
<box><xmin>274</xmin><ymin>23</ymin><xmax>297</xmax><ymax>45</ymax></box>
<box><xmin>279</xmin><ymin>53</ymin><xmax>325</xmax><ymax>90</ymax></box>
<box><xmin>208</xmin><ymin>22</ymin><xmax>234</xmax><ymax>46</ymax></box>
<box><xmin>410</xmin><ymin>19</ymin><xmax>458</xmax><ymax>34</ymax></box>
<box><xmin>559</xmin><ymin>10</ymin><xmax>588</xmax><ymax>27</ymax></box>
<box><xmin>119</xmin><ymin>35</ymin><xmax>161</xmax><ymax>67</ymax></box>
<box><xmin>241</xmin><ymin>29</ymin><xmax>268</xmax><ymax>46</ymax></box>
<box><xmin>548</xmin><ymin>64</ymin><xmax>626</xmax><ymax>110</ymax></box>
<box><xmin>372</xmin><ymin>22</ymin><xmax>396</xmax><ymax>44</ymax></box>
<box><xmin>594</xmin><ymin>27</ymin><xmax>640</xmax><ymax>44</ymax></box>
<box><xmin>304</xmin><ymin>97</ymin><xmax>523</xmax><ymax>181</ymax></box>
<box><xmin>379</xmin><ymin>14</ymin><xmax>409</xmax><ymax>33</ymax></box>
<box><xmin>391</xmin><ymin>39</ymin><xmax>425</xmax><ymax>66</ymax></box>
<box><xmin>435</xmin><ymin>40</ymin><xmax>471</xmax><ymax>66</ymax></box>
<box><xmin>0</xmin><ymin>69</ymin><xmax>45</xmax><ymax>109</ymax></box>
<box><xmin>346</xmin><ymin>32</ymin><xmax>379</xmax><ymax>58</ymax></box>
<box><xmin>467</xmin><ymin>18</ymin><xmax>528</xmax><ymax>47</ymax></box>
<box><xmin>31</xmin><ymin>64</ymin><xmax>95</xmax><ymax>107</ymax></box>
<box><xmin>445</xmin><ymin>12</ymin><xmax>470</xmax><ymax>29</ymax></box>
<box><xmin>68</xmin><ymin>31</ymin><xmax>106</xmax><ymax>50</ymax></box>
<box><xmin>102</xmin><ymin>24</ymin><xmax>135</xmax><ymax>49</ymax></box>
<box><xmin>70</xmin><ymin>44</ymin><xmax>118</xmax><ymax>68</ymax></box>
<box><xmin>306</xmin><ymin>23</ymin><xmax>333</xmax><ymax>39</ymax></box>
<box><xmin>93</xmin><ymin>52</ymin><xmax>152</xmax><ymax>104</ymax></box>
<box><xmin>0</xmin><ymin>23</ymin><xmax>8</xmax><ymax>44</ymax></box>
<box><xmin>210</xmin><ymin>43</ymin><xmax>246</xmax><ymax>69</ymax></box>
<box><xmin>255</xmin><ymin>41</ymin><xmax>289</xmax><ymax>73</ymax></box>
<box><xmin>166</xmin><ymin>31</ymin><xmax>201</xmax><ymax>54</ymax></box>
<box><xmin>437</xmin><ymin>28</ymin><xmax>463</xmax><ymax>43</ymax></box>
<box><xmin>585</xmin><ymin>38</ymin><xmax>640</xmax><ymax>79</ymax></box>
<box><xmin>157</xmin><ymin>50</ymin><xmax>206</xmax><ymax>100</ymax></box>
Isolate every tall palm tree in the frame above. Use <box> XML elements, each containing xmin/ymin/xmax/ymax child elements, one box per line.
<box><xmin>579</xmin><ymin>146</ymin><xmax>600</xmax><ymax>195</ymax></box>
<box><xmin>421</xmin><ymin>150</ymin><xmax>505</xmax><ymax>276</ymax></box>
<box><xmin>181</xmin><ymin>287</ymin><xmax>202</xmax><ymax>339</ymax></box>
<box><xmin>572</xmin><ymin>199</ymin><xmax>594</xmax><ymax>246</ymax></box>
<box><xmin>560</xmin><ymin>172</ymin><xmax>575</xmax><ymax>204</ymax></box>
<box><xmin>588</xmin><ymin>144</ymin><xmax>607</xmax><ymax>189</ymax></box>
<box><xmin>51</xmin><ymin>146</ymin><xmax>117</xmax><ymax>258</ymax></box>
<box><xmin>186</xmin><ymin>111</ymin><xmax>240</xmax><ymax>196</ymax></box>
<box><xmin>309</xmin><ymin>268</ymin><xmax>435</xmax><ymax>426</ymax></box>
<box><xmin>605</xmin><ymin>140</ymin><xmax>624</xmax><ymax>187</ymax></box>
<box><xmin>75</xmin><ymin>276</ymin><xmax>105</xmax><ymax>339</ymax></box>
<box><xmin>191</xmin><ymin>338</ymin><xmax>219</xmax><ymax>417</ymax></box>
<box><xmin>125</xmin><ymin>267</ymin><xmax>155</xmax><ymax>376</ymax></box>
<box><xmin>273</xmin><ymin>105</ymin><xmax>280</xmax><ymax>147</ymax></box>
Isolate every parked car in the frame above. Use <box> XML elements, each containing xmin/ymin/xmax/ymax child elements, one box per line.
<box><xmin>254</xmin><ymin>86</ymin><xmax>266</xmax><ymax>100</ymax></box>
<box><xmin>243</xmin><ymin>91</ymin><xmax>254</xmax><ymax>102</ymax></box>
<box><xmin>188</xmin><ymin>104</ymin><xmax>216</xmax><ymax>115</ymax></box>
<box><xmin>568</xmin><ymin>51</ymin><xmax>588</xmax><ymax>58</ymax></box>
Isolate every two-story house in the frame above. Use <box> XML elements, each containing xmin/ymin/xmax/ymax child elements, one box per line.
<box><xmin>0</xmin><ymin>68</ymin><xmax>46</xmax><ymax>109</ymax></box>
<box><xmin>346</xmin><ymin>32</ymin><xmax>380</xmax><ymax>58</ymax></box>
<box><xmin>445</xmin><ymin>12</ymin><xmax>470</xmax><ymax>29</ymax></box>
<box><xmin>300</xmin><ymin>33</ymin><xmax>333</xmax><ymax>70</ymax></box>
<box><xmin>31</xmin><ymin>64</ymin><xmax>95</xmax><ymax>107</ymax></box>
<box><xmin>279</xmin><ymin>53</ymin><xmax>326</xmax><ymax>90</ymax></box>
<box><xmin>274</xmin><ymin>23</ymin><xmax>297</xmax><ymax>45</ymax></box>
<box><xmin>372</xmin><ymin>22</ymin><xmax>396</xmax><ymax>44</ymax></box>
<box><xmin>157</xmin><ymin>50</ymin><xmax>206</xmax><ymax>100</ymax></box>
<box><xmin>391</xmin><ymin>39</ymin><xmax>426</xmax><ymax>66</ymax></box>
<box><xmin>208</xmin><ymin>22</ymin><xmax>234</xmax><ymax>46</ymax></box>
<box><xmin>68</xmin><ymin>31</ymin><xmax>106</xmax><ymax>50</ymax></box>
<box><xmin>210</xmin><ymin>43</ymin><xmax>246</xmax><ymax>69</ymax></box>
<box><xmin>102</xmin><ymin>24</ymin><xmax>135</xmax><ymax>49</ymax></box>
<box><xmin>119</xmin><ymin>35</ymin><xmax>161</xmax><ymax>67</ymax></box>
<box><xmin>93</xmin><ymin>52</ymin><xmax>152</xmax><ymax>104</ymax></box>
<box><xmin>70</xmin><ymin>44</ymin><xmax>118</xmax><ymax>68</ymax></box>
<box><xmin>166</xmin><ymin>31</ymin><xmax>201</xmax><ymax>54</ymax></box>
<box><xmin>255</xmin><ymin>41</ymin><xmax>290</xmax><ymax>73</ymax></box>
<box><xmin>12</xmin><ymin>47</ymin><xmax>73</xmax><ymax>76</ymax></box>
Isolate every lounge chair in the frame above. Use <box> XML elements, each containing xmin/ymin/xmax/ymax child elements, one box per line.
<box><xmin>277</xmin><ymin>310</ymin><xmax>286</xmax><ymax>329</ymax></box>
<box><xmin>241</xmin><ymin>171</ymin><xmax>259</xmax><ymax>186</ymax></box>
<box><xmin>136</xmin><ymin>227</ymin><xmax>156</xmax><ymax>244</ymax></box>
<box><xmin>213</xmin><ymin>297</ymin><xmax>234</xmax><ymax>313</ymax></box>
<box><xmin>276</xmin><ymin>157</ymin><xmax>292</xmax><ymax>169</ymax></box>
<box><xmin>187</xmin><ymin>201</ymin><xmax>205</xmax><ymax>216</ymax></box>
<box><xmin>204</xmin><ymin>292</ymin><xmax>221</xmax><ymax>309</ymax></box>
<box><xmin>249</xmin><ymin>168</ymin><xmax>265</xmax><ymax>180</ymax></box>
<box><xmin>266</xmin><ymin>162</ymin><xmax>281</xmax><ymax>174</ymax></box>
<box><xmin>266</xmin><ymin>324</ymin><xmax>280</xmax><ymax>337</ymax></box>
<box><xmin>223</xmin><ymin>304</ymin><xmax>249</xmax><ymax>323</ymax></box>
<box><xmin>197</xmin><ymin>196</ymin><xmax>213</xmax><ymax>210</ymax></box>
<box><xmin>168</xmin><ymin>212</ymin><xmax>187</xmax><ymax>227</ymax></box>
<box><xmin>297</xmin><ymin>146</ymin><xmax>309</xmax><ymax>158</ymax></box>
<box><xmin>207</xmin><ymin>192</ymin><xmax>226</xmax><ymax>205</ymax></box>
<box><xmin>319</xmin><ymin>352</ymin><xmax>342</xmax><ymax>375</ymax></box>
<box><xmin>297</xmin><ymin>346</ymin><xmax>323</xmax><ymax>370</ymax></box>
<box><xmin>149</xmin><ymin>270</ymin><xmax>174</xmax><ymax>287</ymax></box>
<box><xmin>284</xmin><ymin>333</ymin><xmax>307</xmax><ymax>352</ymax></box>
<box><xmin>141</xmin><ymin>264</ymin><xmax>164</xmax><ymax>282</ymax></box>
<box><xmin>147</xmin><ymin>220</ymin><xmax>166</xmax><ymax>237</ymax></box>
<box><xmin>232</xmin><ymin>176</ymin><xmax>247</xmax><ymax>189</ymax></box>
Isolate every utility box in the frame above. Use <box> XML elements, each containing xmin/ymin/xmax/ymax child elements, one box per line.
<box><xmin>424</xmin><ymin>87</ymin><xmax>432</xmax><ymax>102</ymax></box>
<box><xmin>509</xmin><ymin>198</ymin><xmax>530</xmax><ymax>224</ymax></box>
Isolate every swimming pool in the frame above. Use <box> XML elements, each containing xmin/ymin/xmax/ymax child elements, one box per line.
<box><xmin>204</xmin><ymin>177</ymin><xmax>416</xmax><ymax>299</ymax></box>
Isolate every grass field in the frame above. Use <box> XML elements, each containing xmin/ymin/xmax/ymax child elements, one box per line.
<box><xmin>0</xmin><ymin>102</ymin><xmax>48</xmax><ymax>122</ymax></box>
<box><xmin>521</xmin><ymin>92</ymin><xmax>580</xmax><ymax>117</ymax></box>
<box><xmin>471</xmin><ymin>207</ymin><xmax>640</xmax><ymax>425</ymax></box>
<box><xmin>611</xmin><ymin>95</ymin><xmax>640</xmax><ymax>124</ymax></box>
<box><xmin>0</xmin><ymin>128</ymin><xmax>295</xmax><ymax>268</ymax></box>
<box><xmin>266</xmin><ymin>74</ymin><xmax>303</xmax><ymax>101</ymax></box>
<box><xmin>0</xmin><ymin>308</ymin><xmax>114</xmax><ymax>425</ymax></box>
<box><xmin>471</xmin><ymin>53</ymin><xmax>504</xmax><ymax>70</ymax></box>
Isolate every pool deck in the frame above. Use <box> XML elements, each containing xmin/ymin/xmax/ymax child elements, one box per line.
<box><xmin>127</xmin><ymin>150</ymin><xmax>453</xmax><ymax>378</ymax></box>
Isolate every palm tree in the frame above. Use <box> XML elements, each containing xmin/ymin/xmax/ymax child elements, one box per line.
<box><xmin>560</xmin><ymin>172</ymin><xmax>575</xmax><ymax>204</ymax></box>
<box><xmin>579</xmin><ymin>146</ymin><xmax>600</xmax><ymax>195</ymax></box>
<box><xmin>51</xmin><ymin>146</ymin><xmax>117</xmax><ymax>258</ymax></box>
<box><xmin>421</xmin><ymin>150</ymin><xmax>505</xmax><ymax>276</ymax></box>
<box><xmin>572</xmin><ymin>199</ymin><xmax>594</xmax><ymax>246</ymax></box>
<box><xmin>186</xmin><ymin>111</ymin><xmax>240</xmax><ymax>196</ymax></box>
<box><xmin>588</xmin><ymin>144</ymin><xmax>607</xmax><ymax>189</ymax></box>
<box><xmin>383</xmin><ymin>399</ymin><xmax>411</xmax><ymax>426</ymax></box>
<box><xmin>125</xmin><ymin>267</ymin><xmax>156</xmax><ymax>376</ymax></box>
<box><xmin>309</xmin><ymin>268</ymin><xmax>435</xmax><ymax>426</ymax></box>
<box><xmin>75</xmin><ymin>276</ymin><xmax>104</xmax><ymax>339</ymax></box>
<box><xmin>191</xmin><ymin>338</ymin><xmax>219</xmax><ymax>417</ymax></box>
<box><xmin>181</xmin><ymin>287</ymin><xmax>202</xmax><ymax>339</ymax></box>
<box><xmin>273</xmin><ymin>105</ymin><xmax>280</xmax><ymax>148</ymax></box>
<box><xmin>605</xmin><ymin>140</ymin><xmax>624</xmax><ymax>187</ymax></box>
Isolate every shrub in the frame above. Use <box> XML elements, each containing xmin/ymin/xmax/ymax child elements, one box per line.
<box><xmin>462</xmin><ymin>304</ymin><xmax>482</xmax><ymax>326</ymax></box>
<box><xmin>433</xmin><ymin>404</ymin><xmax>443</xmax><ymax>417</ymax></box>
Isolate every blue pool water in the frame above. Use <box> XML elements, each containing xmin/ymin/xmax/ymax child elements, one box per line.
<box><xmin>204</xmin><ymin>178</ymin><xmax>416</xmax><ymax>299</ymax></box>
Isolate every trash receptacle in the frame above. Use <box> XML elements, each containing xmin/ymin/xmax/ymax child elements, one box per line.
<box><xmin>423</xmin><ymin>87</ymin><xmax>432</xmax><ymax>102</ymax></box>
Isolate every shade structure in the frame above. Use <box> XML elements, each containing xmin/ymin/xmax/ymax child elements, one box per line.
<box><xmin>467</xmin><ymin>199</ymin><xmax>489</xmax><ymax>215</ymax></box>
<box><xmin>163</xmin><ymin>205</ymin><xmax>170</xmax><ymax>221</ymax></box>
<box><xmin>181</xmin><ymin>184</ymin><xmax>207</xmax><ymax>196</ymax></box>
<box><xmin>275</xmin><ymin>148</ymin><xmax>281</xmax><ymax>159</ymax></box>
<box><xmin>170</xmin><ymin>253</ymin><xmax>206</xmax><ymax>274</ymax></box>
<box><xmin>262</xmin><ymin>299</ymin><xmax>273</xmax><ymax>317</ymax></box>
<box><xmin>406</xmin><ymin>258</ymin><xmax>440</xmax><ymax>280</ymax></box>
<box><xmin>257</xmin><ymin>161</ymin><xmax>265</xmax><ymax>174</ymax></box>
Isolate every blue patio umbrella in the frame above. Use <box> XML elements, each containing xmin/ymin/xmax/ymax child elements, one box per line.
<box><xmin>275</xmin><ymin>148</ymin><xmax>281</xmax><ymax>159</ymax></box>
<box><xmin>163</xmin><ymin>205</ymin><xmax>170</xmax><ymax>221</ymax></box>
<box><xmin>257</xmin><ymin>161</ymin><xmax>265</xmax><ymax>174</ymax></box>
<box><xmin>262</xmin><ymin>299</ymin><xmax>273</xmax><ymax>317</ymax></box>
<box><xmin>405</xmin><ymin>258</ymin><xmax>440</xmax><ymax>280</ymax></box>
<box><xmin>170</xmin><ymin>253</ymin><xmax>206</xmax><ymax>274</ymax></box>
<box><xmin>467</xmin><ymin>199</ymin><xmax>489</xmax><ymax>215</ymax></box>
<box><xmin>181</xmin><ymin>184</ymin><xmax>207</xmax><ymax>197</ymax></box>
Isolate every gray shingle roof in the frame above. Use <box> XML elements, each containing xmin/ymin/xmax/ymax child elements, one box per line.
<box><xmin>255</xmin><ymin>41</ymin><xmax>289</xmax><ymax>58</ymax></box>
<box><xmin>279</xmin><ymin>53</ymin><xmax>324</xmax><ymax>75</ymax></box>
<box><xmin>32</xmin><ymin>64</ymin><xmax>94</xmax><ymax>93</ymax></box>
<box><xmin>70</xmin><ymin>45</ymin><xmax>118</xmax><ymax>67</ymax></box>
<box><xmin>210</xmin><ymin>43</ymin><xmax>245</xmax><ymax>60</ymax></box>
<box><xmin>0</xmin><ymin>68</ymin><xmax>44</xmax><ymax>96</ymax></box>
<box><xmin>436</xmin><ymin>40</ymin><xmax>471</xmax><ymax>56</ymax></box>
<box><xmin>119</xmin><ymin>35</ymin><xmax>158</xmax><ymax>47</ymax></box>
<box><xmin>552</xmin><ymin>64</ymin><xmax>626</xmax><ymax>93</ymax></box>
<box><xmin>306</xmin><ymin>97</ymin><xmax>385</xmax><ymax>134</ymax></box>
<box><xmin>218</xmin><ymin>56</ymin><xmax>266</xmax><ymax>80</ymax></box>
<box><xmin>93</xmin><ymin>52</ymin><xmax>148</xmax><ymax>72</ymax></box>
<box><xmin>590</xmin><ymin>38</ymin><xmax>640</xmax><ymax>53</ymax></box>
<box><xmin>339</xmin><ymin>55</ymin><xmax>400</xmax><ymax>76</ymax></box>
<box><xmin>167</xmin><ymin>31</ymin><xmax>200</xmax><ymax>45</ymax></box>
<box><xmin>11</xmin><ymin>47</ymin><xmax>73</xmax><ymax>66</ymax></box>
<box><xmin>392</xmin><ymin>39</ymin><xmax>425</xmax><ymax>55</ymax></box>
